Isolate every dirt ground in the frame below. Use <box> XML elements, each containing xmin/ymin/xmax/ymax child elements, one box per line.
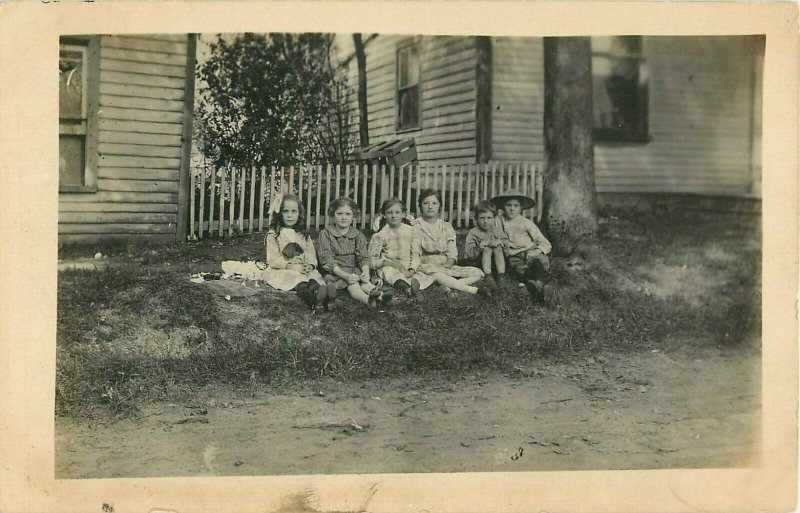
<box><xmin>55</xmin><ymin>341</ymin><xmax>760</xmax><ymax>478</ymax></box>
<box><xmin>55</xmin><ymin>208</ymin><xmax>762</xmax><ymax>478</ymax></box>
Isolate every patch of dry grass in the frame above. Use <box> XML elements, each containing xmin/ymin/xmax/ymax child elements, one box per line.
<box><xmin>56</xmin><ymin>206</ymin><xmax>761</xmax><ymax>417</ymax></box>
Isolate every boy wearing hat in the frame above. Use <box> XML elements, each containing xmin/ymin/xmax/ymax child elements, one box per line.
<box><xmin>492</xmin><ymin>188</ymin><xmax>553</xmax><ymax>302</ymax></box>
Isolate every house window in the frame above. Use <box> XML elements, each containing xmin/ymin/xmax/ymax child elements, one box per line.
<box><xmin>591</xmin><ymin>36</ymin><xmax>649</xmax><ymax>143</ymax></box>
<box><xmin>59</xmin><ymin>37</ymin><xmax>98</xmax><ymax>192</ymax></box>
<box><xmin>397</xmin><ymin>44</ymin><xmax>421</xmax><ymax>131</ymax></box>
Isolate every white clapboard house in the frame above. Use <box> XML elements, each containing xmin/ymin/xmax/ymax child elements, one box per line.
<box><xmin>58</xmin><ymin>34</ymin><xmax>196</xmax><ymax>244</ymax></box>
<box><xmin>336</xmin><ymin>35</ymin><xmax>763</xmax><ymax>198</ymax></box>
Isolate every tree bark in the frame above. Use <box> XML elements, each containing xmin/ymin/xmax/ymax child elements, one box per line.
<box><xmin>353</xmin><ymin>33</ymin><xmax>370</xmax><ymax>148</ymax></box>
<box><xmin>543</xmin><ymin>37</ymin><xmax>598</xmax><ymax>255</ymax></box>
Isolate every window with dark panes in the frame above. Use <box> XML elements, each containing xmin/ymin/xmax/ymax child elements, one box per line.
<box><xmin>60</xmin><ymin>36</ymin><xmax>99</xmax><ymax>192</ymax></box>
<box><xmin>592</xmin><ymin>36</ymin><xmax>649</xmax><ymax>143</ymax></box>
<box><xmin>397</xmin><ymin>44</ymin><xmax>420</xmax><ymax>131</ymax></box>
<box><xmin>59</xmin><ymin>43</ymin><xmax>89</xmax><ymax>187</ymax></box>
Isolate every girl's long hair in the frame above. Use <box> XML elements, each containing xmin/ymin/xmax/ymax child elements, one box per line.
<box><xmin>376</xmin><ymin>197</ymin><xmax>412</xmax><ymax>231</ymax></box>
<box><xmin>268</xmin><ymin>193</ymin><xmax>309</xmax><ymax>237</ymax></box>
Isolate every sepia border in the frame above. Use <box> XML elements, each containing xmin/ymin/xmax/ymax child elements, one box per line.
<box><xmin>0</xmin><ymin>1</ymin><xmax>797</xmax><ymax>512</ymax></box>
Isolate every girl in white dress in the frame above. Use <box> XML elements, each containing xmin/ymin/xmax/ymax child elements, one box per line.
<box><xmin>368</xmin><ymin>197</ymin><xmax>434</xmax><ymax>297</ymax></box>
<box><xmin>264</xmin><ymin>193</ymin><xmax>335</xmax><ymax>310</ymax></box>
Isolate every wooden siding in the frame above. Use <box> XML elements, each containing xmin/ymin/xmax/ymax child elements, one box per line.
<box><xmin>491</xmin><ymin>37</ymin><xmax>545</xmax><ymax>161</ymax></box>
<box><xmin>338</xmin><ymin>35</ymin><xmax>478</xmax><ymax>165</ymax></box>
<box><xmin>59</xmin><ymin>34</ymin><xmax>192</xmax><ymax>241</ymax></box>
<box><xmin>594</xmin><ymin>36</ymin><xmax>762</xmax><ymax>197</ymax></box>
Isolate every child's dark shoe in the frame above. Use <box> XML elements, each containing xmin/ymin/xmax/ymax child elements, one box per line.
<box><xmin>524</xmin><ymin>279</ymin><xmax>544</xmax><ymax>303</ymax></box>
<box><xmin>367</xmin><ymin>288</ymin><xmax>382</xmax><ymax>310</ymax></box>
<box><xmin>409</xmin><ymin>278</ymin><xmax>421</xmax><ymax>298</ymax></box>
<box><xmin>476</xmin><ymin>285</ymin><xmax>493</xmax><ymax>299</ymax></box>
<box><xmin>296</xmin><ymin>281</ymin><xmax>319</xmax><ymax>311</ymax></box>
<box><xmin>380</xmin><ymin>289</ymin><xmax>394</xmax><ymax>306</ymax></box>
<box><xmin>393</xmin><ymin>280</ymin><xmax>410</xmax><ymax>296</ymax></box>
<box><xmin>541</xmin><ymin>282</ymin><xmax>554</xmax><ymax>304</ymax></box>
<box><xmin>322</xmin><ymin>282</ymin><xmax>338</xmax><ymax>312</ymax></box>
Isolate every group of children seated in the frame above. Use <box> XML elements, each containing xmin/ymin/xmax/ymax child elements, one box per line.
<box><xmin>263</xmin><ymin>187</ymin><xmax>553</xmax><ymax>311</ymax></box>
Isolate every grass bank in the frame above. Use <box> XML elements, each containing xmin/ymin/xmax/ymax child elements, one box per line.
<box><xmin>56</xmin><ymin>206</ymin><xmax>761</xmax><ymax>417</ymax></box>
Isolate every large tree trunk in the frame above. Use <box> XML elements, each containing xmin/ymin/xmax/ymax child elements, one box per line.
<box><xmin>353</xmin><ymin>33</ymin><xmax>369</xmax><ymax>148</ymax></box>
<box><xmin>543</xmin><ymin>37</ymin><xmax>597</xmax><ymax>255</ymax></box>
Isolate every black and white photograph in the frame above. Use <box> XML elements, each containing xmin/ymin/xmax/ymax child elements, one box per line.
<box><xmin>1</xmin><ymin>2</ymin><xmax>797</xmax><ymax>512</ymax></box>
<box><xmin>55</xmin><ymin>30</ymin><xmax>765</xmax><ymax>477</ymax></box>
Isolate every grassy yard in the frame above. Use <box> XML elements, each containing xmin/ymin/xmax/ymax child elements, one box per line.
<box><xmin>56</xmin><ymin>205</ymin><xmax>761</xmax><ymax>418</ymax></box>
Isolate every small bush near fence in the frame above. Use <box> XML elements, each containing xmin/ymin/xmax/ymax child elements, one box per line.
<box><xmin>189</xmin><ymin>161</ymin><xmax>544</xmax><ymax>239</ymax></box>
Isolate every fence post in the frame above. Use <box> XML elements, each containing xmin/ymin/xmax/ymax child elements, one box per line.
<box><xmin>344</xmin><ymin>164</ymin><xmax>350</xmax><ymax>198</ymax></box>
<box><xmin>389</xmin><ymin>164</ymin><xmax>395</xmax><ymax>198</ymax></box>
<box><xmin>288</xmin><ymin>165</ymin><xmax>294</xmax><ymax>194</ymax></box>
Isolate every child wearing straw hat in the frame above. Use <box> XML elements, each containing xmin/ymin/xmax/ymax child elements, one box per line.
<box><xmin>491</xmin><ymin>188</ymin><xmax>553</xmax><ymax>303</ymax></box>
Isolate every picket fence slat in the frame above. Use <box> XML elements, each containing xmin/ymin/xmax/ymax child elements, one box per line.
<box><xmin>536</xmin><ymin>164</ymin><xmax>543</xmax><ymax>222</ymax></box>
<box><xmin>228</xmin><ymin>167</ymin><xmax>235</xmax><ymax>236</ymax></box>
<box><xmin>334</xmin><ymin>164</ymin><xmax>341</xmax><ymax>201</ymax></box>
<box><xmin>370</xmin><ymin>164</ymin><xmax>377</xmax><ymax>227</ymax></box>
<box><xmin>218</xmin><ymin>168</ymin><xmax>226</xmax><ymax>237</ymax></box>
<box><xmin>360</xmin><ymin>165</ymin><xmax>368</xmax><ymax>229</ymax></box>
<box><xmin>248</xmin><ymin>167</ymin><xmax>255</xmax><ymax>233</ymax></box>
<box><xmin>189</xmin><ymin>160</ymin><xmax>543</xmax><ymax>240</ymax></box>
<box><xmin>198</xmin><ymin>166</ymin><xmax>206</xmax><ymax>238</ymax></box>
<box><xmin>189</xmin><ymin>165</ymin><xmax>196</xmax><ymax>238</ymax></box>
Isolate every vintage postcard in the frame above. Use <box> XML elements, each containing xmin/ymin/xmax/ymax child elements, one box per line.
<box><xmin>0</xmin><ymin>1</ymin><xmax>797</xmax><ymax>512</ymax></box>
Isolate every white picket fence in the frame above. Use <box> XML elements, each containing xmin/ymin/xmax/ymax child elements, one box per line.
<box><xmin>189</xmin><ymin>161</ymin><xmax>544</xmax><ymax>239</ymax></box>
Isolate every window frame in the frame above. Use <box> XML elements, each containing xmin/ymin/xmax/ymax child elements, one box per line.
<box><xmin>59</xmin><ymin>35</ymin><xmax>100</xmax><ymax>193</ymax></box>
<box><xmin>591</xmin><ymin>36</ymin><xmax>650</xmax><ymax>144</ymax></box>
<box><xmin>395</xmin><ymin>41</ymin><xmax>422</xmax><ymax>133</ymax></box>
